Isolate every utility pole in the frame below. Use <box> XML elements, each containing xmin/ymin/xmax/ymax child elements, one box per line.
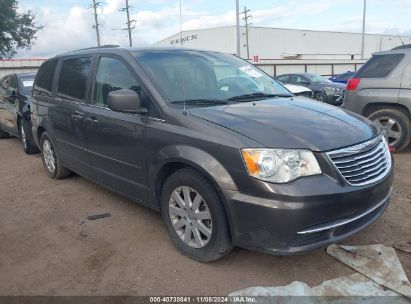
<box><xmin>89</xmin><ymin>0</ymin><xmax>102</xmax><ymax>46</ymax></box>
<box><xmin>236</xmin><ymin>0</ymin><xmax>240</xmax><ymax>57</ymax></box>
<box><xmin>241</xmin><ymin>6</ymin><xmax>252</xmax><ymax>59</ymax></box>
<box><xmin>361</xmin><ymin>0</ymin><xmax>367</xmax><ymax>59</ymax></box>
<box><xmin>119</xmin><ymin>0</ymin><xmax>135</xmax><ymax>47</ymax></box>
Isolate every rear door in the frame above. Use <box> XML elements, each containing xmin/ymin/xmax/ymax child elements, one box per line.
<box><xmin>51</xmin><ymin>56</ymin><xmax>93</xmax><ymax>177</ymax></box>
<box><xmin>84</xmin><ymin>55</ymin><xmax>148</xmax><ymax>200</ymax></box>
<box><xmin>0</xmin><ymin>76</ymin><xmax>10</xmax><ymax>130</ymax></box>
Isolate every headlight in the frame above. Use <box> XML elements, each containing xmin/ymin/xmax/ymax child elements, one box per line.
<box><xmin>323</xmin><ymin>87</ymin><xmax>336</xmax><ymax>94</ymax></box>
<box><xmin>241</xmin><ymin>149</ymin><xmax>322</xmax><ymax>183</ymax></box>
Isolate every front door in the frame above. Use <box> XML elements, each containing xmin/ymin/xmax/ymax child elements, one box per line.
<box><xmin>85</xmin><ymin>55</ymin><xmax>148</xmax><ymax>200</ymax></box>
<box><xmin>51</xmin><ymin>56</ymin><xmax>93</xmax><ymax>177</ymax></box>
<box><xmin>0</xmin><ymin>75</ymin><xmax>19</xmax><ymax>135</ymax></box>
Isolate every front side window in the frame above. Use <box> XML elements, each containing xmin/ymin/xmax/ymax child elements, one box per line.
<box><xmin>356</xmin><ymin>54</ymin><xmax>405</xmax><ymax>78</ymax></box>
<box><xmin>93</xmin><ymin>57</ymin><xmax>140</xmax><ymax>107</ymax></box>
<box><xmin>57</xmin><ymin>57</ymin><xmax>92</xmax><ymax>102</ymax></box>
<box><xmin>133</xmin><ymin>51</ymin><xmax>292</xmax><ymax>104</ymax></box>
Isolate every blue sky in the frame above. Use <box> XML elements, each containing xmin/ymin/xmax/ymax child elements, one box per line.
<box><xmin>18</xmin><ymin>0</ymin><xmax>411</xmax><ymax>57</ymax></box>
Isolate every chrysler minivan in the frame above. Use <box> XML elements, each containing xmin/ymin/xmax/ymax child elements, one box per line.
<box><xmin>31</xmin><ymin>47</ymin><xmax>393</xmax><ymax>261</ymax></box>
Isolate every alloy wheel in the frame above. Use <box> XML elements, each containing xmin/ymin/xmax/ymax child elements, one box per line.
<box><xmin>42</xmin><ymin>139</ymin><xmax>56</xmax><ymax>173</ymax></box>
<box><xmin>168</xmin><ymin>186</ymin><xmax>212</xmax><ymax>248</ymax></box>
<box><xmin>20</xmin><ymin>125</ymin><xmax>27</xmax><ymax>149</ymax></box>
<box><xmin>373</xmin><ymin>117</ymin><xmax>402</xmax><ymax>147</ymax></box>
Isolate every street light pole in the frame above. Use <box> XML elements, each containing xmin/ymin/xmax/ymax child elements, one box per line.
<box><xmin>361</xmin><ymin>0</ymin><xmax>367</xmax><ymax>59</ymax></box>
<box><xmin>236</xmin><ymin>0</ymin><xmax>241</xmax><ymax>57</ymax></box>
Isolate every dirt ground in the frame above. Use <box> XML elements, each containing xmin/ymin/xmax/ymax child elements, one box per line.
<box><xmin>0</xmin><ymin>137</ymin><xmax>410</xmax><ymax>296</ymax></box>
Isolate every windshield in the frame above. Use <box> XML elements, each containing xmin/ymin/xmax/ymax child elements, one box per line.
<box><xmin>18</xmin><ymin>75</ymin><xmax>35</xmax><ymax>95</ymax></box>
<box><xmin>133</xmin><ymin>50</ymin><xmax>292</xmax><ymax>104</ymax></box>
<box><xmin>307</xmin><ymin>74</ymin><xmax>331</xmax><ymax>83</ymax></box>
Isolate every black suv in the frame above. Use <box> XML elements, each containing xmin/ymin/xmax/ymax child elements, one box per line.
<box><xmin>31</xmin><ymin>47</ymin><xmax>393</xmax><ymax>261</ymax></box>
<box><xmin>0</xmin><ymin>72</ymin><xmax>39</xmax><ymax>153</ymax></box>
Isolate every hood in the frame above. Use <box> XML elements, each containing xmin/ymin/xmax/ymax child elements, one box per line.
<box><xmin>189</xmin><ymin>98</ymin><xmax>378</xmax><ymax>152</ymax></box>
<box><xmin>284</xmin><ymin>84</ymin><xmax>312</xmax><ymax>94</ymax></box>
<box><xmin>318</xmin><ymin>82</ymin><xmax>346</xmax><ymax>89</ymax></box>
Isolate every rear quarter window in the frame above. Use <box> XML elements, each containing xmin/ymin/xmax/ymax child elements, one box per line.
<box><xmin>356</xmin><ymin>53</ymin><xmax>404</xmax><ymax>78</ymax></box>
<box><xmin>34</xmin><ymin>58</ymin><xmax>58</xmax><ymax>96</ymax></box>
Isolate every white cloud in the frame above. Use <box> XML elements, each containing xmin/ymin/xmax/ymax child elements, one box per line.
<box><xmin>15</xmin><ymin>0</ymin><xmax>411</xmax><ymax>58</ymax></box>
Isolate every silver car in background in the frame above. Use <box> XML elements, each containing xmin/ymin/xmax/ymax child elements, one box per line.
<box><xmin>343</xmin><ymin>45</ymin><xmax>411</xmax><ymax>151</ymax></box>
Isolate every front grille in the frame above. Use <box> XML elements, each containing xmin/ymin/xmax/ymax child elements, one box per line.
<box><xmin>327</xmin><ymin>136</ymin><xmax>391</xmax><ymax>186</ymax></box>
<box><xmin>288</xmin><ymin>199</ymin><xmax>387</xmax><ymax>247</ymax></box>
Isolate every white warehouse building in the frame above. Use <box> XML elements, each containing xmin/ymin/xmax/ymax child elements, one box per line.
<box><xmin>154</xmin><ymin>26</ymin><xmax>411</xmax><ymax>76</ymax></box>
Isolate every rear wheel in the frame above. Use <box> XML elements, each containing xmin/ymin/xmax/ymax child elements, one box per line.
<box><xmin>40</xmin><ymin>132</ymin><xmax>71</xmax><ymax>179</ymax></box>
<box><xmin>161</xmin><ymin>168</ymin><xmax>232</xmax><ymax>262</ymax></box>
<box><xmin>19</xmin><ymin>119</ymin><xmax>39</xmax><ymax>154</ymax></box>
<box><xmin>368</xmin><ymin>109</ymin><xmax>411</xmax><ymax>151</ymax></box>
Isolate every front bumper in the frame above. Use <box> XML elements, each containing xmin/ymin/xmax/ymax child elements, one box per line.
<box><xmin>224</xmin><ymin>169</ymin><xmax>393</xmax><ymax>255</ymax></box>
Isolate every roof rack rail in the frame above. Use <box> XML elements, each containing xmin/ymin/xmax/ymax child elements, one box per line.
<box><xmin>391</xmin><ymin>44</ymin><xmax>411</xmax><ymax>50</ymax></box>
<box><xmin>67</xmin><ymin>45</ymin><xmax>120</xmax><ymax>53</ymax></box>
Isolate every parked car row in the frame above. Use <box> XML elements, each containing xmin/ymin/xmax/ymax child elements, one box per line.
<box><xmin>0</xmin><ymin>47</ymin><xmax>395</xmax><ymax>262</ymax></box>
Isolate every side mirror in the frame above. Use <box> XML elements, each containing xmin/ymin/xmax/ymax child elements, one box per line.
<box><xmin>107</xmin><ymin>89</ymin><xmax>148</xmax><ymax>114</ymax></box>
<box><xmin>300</xmin><ymin>81</ymin><xmax>310</xmax><ymax>86</ymax></box>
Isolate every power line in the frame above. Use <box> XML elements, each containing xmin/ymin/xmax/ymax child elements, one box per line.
<box><xmin>241</xmin><ymin>6</ymin><xmax>252</xmax><ymax>59</ymax></box>
<box><xmin>119</xmin><ymin>0</ymin><xmax>135</xmax><ymax>47</ymax></box>
<box><xmin>88</xmin><ymin>0</ymin><xmax>103</xmax><ymax>46</ymax></box>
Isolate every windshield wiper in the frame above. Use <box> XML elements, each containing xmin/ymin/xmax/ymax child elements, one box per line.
<box><xmin>227</xmin><ymin>93</ymin><xmax>292</xmax><ymax>101</ymax></box>
<box><xmin>170</xmin><ymin>99</ymin><xmax>228</xmax><ymax>105</ymax></box>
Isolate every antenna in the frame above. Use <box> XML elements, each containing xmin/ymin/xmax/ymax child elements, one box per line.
<box><xmin>179</xmin><ymin>0</ymin><xmax>183</xmax><ymax>47</ymax></box>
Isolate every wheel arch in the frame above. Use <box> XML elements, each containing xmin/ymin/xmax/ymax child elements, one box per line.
<box><xmin>150</xmin><ymin>145</ymin><xmax>238</xmax><ymax>232</ymax></box>
<box><xmin>363</xmin><ymin>103</ymin><xmax>411</xmax><ymax>119</ymax></box>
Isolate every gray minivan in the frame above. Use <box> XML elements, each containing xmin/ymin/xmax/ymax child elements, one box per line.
<box><xmin>343</xmin><ymin>45</ymin><xmax>411</xmax><ymax>151</ymax></box>
<box><xmin>30</xmin><ymin>47</ymin><xmax>393</xmax><ymax>261</ymax></box>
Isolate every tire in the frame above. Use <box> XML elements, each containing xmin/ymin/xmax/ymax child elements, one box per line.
<box><xmin>368</xmin><ymin>109</ymin><xmax>411</xmax><ymax>151</ymax></box>
<box><xmin>160</xmin><ymin>168</ymin><xmax>232</xmax><ymax>262</ymax></box>
<box><xmin>40</xmin><ymin>132</ymin><xmax>71</xmax><ymax>179</ymax></box>
<box><xmin>19</xmin><ymin>119</ymin><xmax>40</xmax><ymax>154</ymax></box>
<box><xmin>0</xmin><ymin>126</ymin><xmax>9</xmax><ymax>139</ymax></box>
<box><xmin>315</xmin><ymin>92</ymin><xmax>328</xmax><ymax>103</ymax></box>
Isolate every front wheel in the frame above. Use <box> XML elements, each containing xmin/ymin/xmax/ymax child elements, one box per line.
<box><xmin>368</xmin><ymin>109</ymin><xmax>411</xmax><ymax>151</ymax></box>
<box><xmin>19</xmin><ymin>120</ymin><xmax>39</xmax><ymax>154</ymax></box>
<box><xmin>315</xmin><ymin>92</ymin><xmax>327</xmax><ymax>103</ymax></box>
<box><xmin>40</xmin><ymin>132</ymin><xmax>71</xmax><ymax>179</ymax></box>
<box><xmin>161</xmin><ymin>168</ymin><xmax>232</xmax><ymax>262</ymax></box>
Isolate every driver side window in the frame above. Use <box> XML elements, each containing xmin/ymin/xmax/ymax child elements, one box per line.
<box><xmin>94</xmin><ymin>57</ymin><xmax>141</xmax><ymax>107</ymax></box>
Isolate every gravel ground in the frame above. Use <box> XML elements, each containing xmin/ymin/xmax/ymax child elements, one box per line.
<box><xmin>0</xmin><ymin>137</ymin><xmax>410</xmax><ymax>296</ymax></box>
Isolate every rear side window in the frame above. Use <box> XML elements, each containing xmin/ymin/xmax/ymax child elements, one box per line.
<box><xmin>356</xmin><ymin>54</ymin><xmax>404</xmax><ymax>78</ymax></box>
<box><xmin>34</xmin><ymin>58</ymin><xmax>58</xmax><ymax>96</ymax></box>
<box><xmin>57</xmin><ymin>57</ymin><xmax>92</xmax><ymax>102</ymax></box>
<box><xmin>277</xmin><ymin>75</ymin><xmax>289</xmax><ymax>82</ymax></box>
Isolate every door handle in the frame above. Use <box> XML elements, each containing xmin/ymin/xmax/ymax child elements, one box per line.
<box><xmin>85</xmin><ymin>116</ymin><xmax>99</xmax><ymax>125</ymax></box>
<box><xmin>71</xmin><ymin>111</ymin><xmax>84</xmax><ymax>120</ymax></box>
